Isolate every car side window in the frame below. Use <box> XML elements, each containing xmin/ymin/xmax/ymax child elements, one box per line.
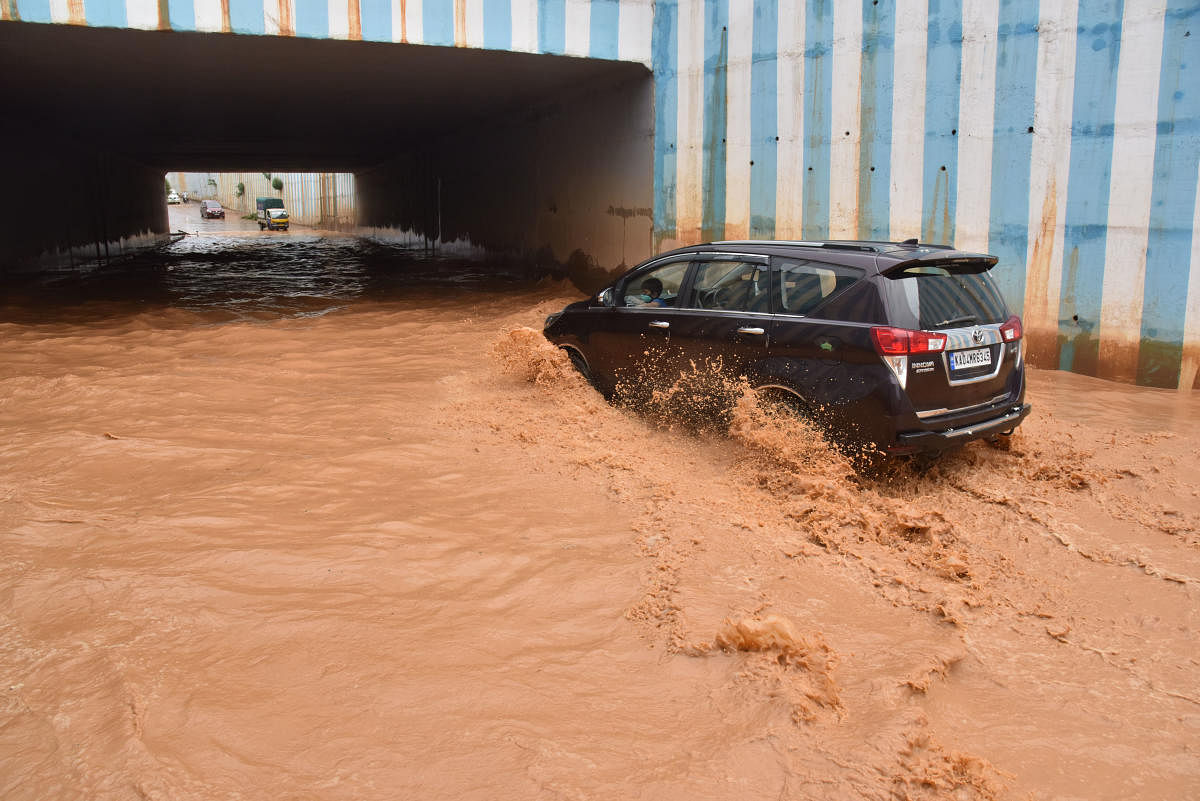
<box><xmin>777</xmin><ymin>259</ymin><xmax>861</xmax><ymax>316</ymax></box>
<box><xmin>687</xmin><ymin>261</ymin><xmax>771</xmax><ymax>313</ymax></box>
<box><xmin>622</xmin><ymin>260</ymin><xmax>690</xmax><ymax>307</ymax></box>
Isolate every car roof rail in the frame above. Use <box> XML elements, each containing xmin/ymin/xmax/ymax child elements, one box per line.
<box><xmin>711</xmin><ymin>239</ymin><xmax>891</xmax><ymax>253</ymax></box>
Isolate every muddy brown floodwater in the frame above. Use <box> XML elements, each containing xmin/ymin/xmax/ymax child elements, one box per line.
<box><xmin>1</xmin><ymin>228</ymin><xmax>1198</xmax><ymax>800</ymax></box>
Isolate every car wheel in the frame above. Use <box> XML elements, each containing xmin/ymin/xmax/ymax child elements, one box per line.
<box><xmin>564</xmin><ymin>347</ymin><xmax>591</xmax><ymax>381</ymax></box>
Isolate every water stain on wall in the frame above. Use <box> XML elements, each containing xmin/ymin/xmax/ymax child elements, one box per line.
<box><xmin>1023</xmin><ymin>177</ymin><xmax>1060</xmax><ymax>369</ymax></box>
<box><xmin>1138</xmin><ymin>339</ymin><xmax>1189</xmax><ymax>390</ymax></box>
<box><xmin>922</xmin><ymin>167</ymin><xmax>951</xmax><ymax>245</ymax></box>
<box><xmin>702</xmin><ymin>26</ymin><xmax>729</xmax><ymax>244</ymax></box>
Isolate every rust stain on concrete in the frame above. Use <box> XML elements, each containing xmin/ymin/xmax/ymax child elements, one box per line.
<box><xmin>220</xmin><ymin>0</ymin><xmax>231</xmax><ymax>32</ymax></box>
<box><xmin>157</xmin><ymin>0</ymin><xmax>169</xmax><ymax>29</ymax></box>
<box><xmin>399</xmin><ymin>0</ymin><xmax>407</xmax><ymax>42</ymax></box>
<box><xmin>1098</xmin><ymin>338</ymin><xmax>1139</xmax><ymax>384</ymax></box>
<box><xmin>1023</xmin><ymin>176</ymin><xmax>1059</xmax><ymax>370</ymax></box>
<box><xmin>1179</xmin><ymin>351</ymin><xmax>1199</xmax><ymax>392</ymax></box>
<box><xmin>455</xmin><ymin>0</ymin><xmax>466</xmax><ymax>47</ymax></box>
<box><xmin>348</xmin><ymin>0</ymin><xmax>361</xmax><ymax>39</ymax></box>
<box><xmin>68</xmin><ymin>0</ymin><xmax>85</xmax><ymax>24</ymax></box>
<box><xmin>278</xmin><ymin>0</ymin><xmax>294</xmax><ymax>36</ymax></box>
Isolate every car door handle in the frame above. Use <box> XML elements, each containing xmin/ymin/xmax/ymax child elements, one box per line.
<box><xmin>648</xmin><ymin>320</ymin><xmax>670</xmax><ymax>329</ymax></box>
<box><xmin>737</xmin><ymin>327</ymin><xmax>766</xmax><ymax>335</ymax></box>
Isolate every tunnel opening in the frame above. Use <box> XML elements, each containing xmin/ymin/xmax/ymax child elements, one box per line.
<box><xmin>0</xmin><ymin>20</ymin><xmax>653</xmax><ymax>288</ymax></box>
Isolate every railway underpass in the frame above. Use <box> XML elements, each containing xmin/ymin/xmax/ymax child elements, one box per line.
<box><xmin>0</xmin><ymin>20</ymin><xmax>653</xmax><ymax>282</ymax></box>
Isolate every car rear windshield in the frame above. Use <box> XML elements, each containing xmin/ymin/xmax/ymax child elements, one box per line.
<box><xmin>890</xmin><ymin>263</ymin><xmax>1008</xmax><ymax>329</ymax></box>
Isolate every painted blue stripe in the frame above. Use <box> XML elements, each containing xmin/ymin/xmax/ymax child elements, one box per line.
<box><xmin>14</xmin><ymin>0</ymin><xmax>51</xmax><ymax>23</ymax></box>
<box><xmin>987</xmin><ymin>0</ymin><xmax>1040</xmax><ymax>314</ymax></box>
<box><xmin>921</xmin><ymin>0</ymin><xmax>963</xmax><ymax>245</ymax></box>
<box><xmin>360</xmin><ymin>0</ymin><xmax>390</xmax><ymax>40</ymax></box>
<box><xmin>294</xmin><ymin>0</ymin><xmax>328</xmax><ymax>37</ymax></box>
<box><xmin>1057</xmin><ymin>0</ymin><xmax>1124</xmax><ymax>373</ymax></box>
<box><xmin>424</xmin><ymin>0</ymin><xmax>454</xmax><ymax>45</ymax></box>
<box><xmin>590</xmin><ymin>0</ymin><xmax>620</xmax><ymax>60</ymax></box>
<box><xmin>1138</xmin><ymin>1</ymin><xmax>1200</xmax><ymax>386</ymax></box>
<box><xmin>749</xmin><ymin>0</ymin><xmax>778</xmax><ymax>239</ymax></box>
<box><xmin>652</xmin><ymin>0</ymin><xmax>679</xmax><ymax>246</ymax></box>
<box><xmin>538</xmin><ymin>0</ymin><xmax>565</xmax><ymax>54</ymax></box>
<box><xmin>484</xmin><ymin>0</ymin><xmax>512</xmax><ymax>50</ymax></box>
<box><xmin>701</xmin><ymin>0</ymin><xmax>729</xmax><ymax>242</ymax></box>
<box><xmin>168</xmin><ymin>0</ymin><xmax>195</xmax><ymax>30</ymax></box>
<box><xmin>801</xmin><ymin>0</ymin><xmax>833</xmax><ymax>240</ymax></box>
<box><xmin>86</xmin><ymin>0</ymin><xmax>126</xmax><ymax>27</ymax></box>
<box><xmin>230</xmin><ymin>0</ymin><xmax>266</xmax><ymax>35</ymax></box>
<box><xmin>858</xmin><ymin>0</ymin><xmax>895</xmax><ymax>240</ymax></box>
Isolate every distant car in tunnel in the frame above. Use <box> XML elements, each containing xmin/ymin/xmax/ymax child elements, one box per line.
<box><xmin>543</xmin><ymin>239</ymin><xmax>1031</xmax><ymax>459</ymax></box>
<box><xmin>200</xmin><ymin>200</ymin><xmax>225</xmax><ymax>219</ymax></box>
<box><xmin>166</xmin><ymin>191</ymin><xmax>181</xmax><ymax>205</ymax></box>
<box><xmin>261</xmin><ymin>208</ymin><xmax>289</xmax><ymax>231</ymax></box>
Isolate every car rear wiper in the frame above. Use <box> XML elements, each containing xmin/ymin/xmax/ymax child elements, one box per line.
<box><xmin>933</xmin><ymin>315</ymin><xmax>977</xmax><ymax>328</ymax></box>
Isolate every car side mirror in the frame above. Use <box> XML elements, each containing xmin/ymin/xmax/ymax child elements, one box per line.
<box><xmin>596</xmin><ymin>287</ymin><xmax>614</xmax><ymax>307</ymax></box>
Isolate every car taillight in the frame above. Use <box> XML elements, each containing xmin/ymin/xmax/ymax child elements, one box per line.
<box><xmin>869</xmin><ymin>327</ymin><xmax>947</xmax><ymax>356</ymax></box>
<box><xmin>870</xmin><ymin>327</ymin><xmax>947</xmax><ymax>391</ymax></box>
<box><xmin>999</xmin><ymin>314</ymin><xmax>1023</xmax><ymax>341</ymax></box>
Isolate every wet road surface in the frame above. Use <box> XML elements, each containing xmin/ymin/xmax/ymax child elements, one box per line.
<box><xmin>1</xmin><ymin>224</ymin><xmax>1198</xmax><ymax>800</ymax></box>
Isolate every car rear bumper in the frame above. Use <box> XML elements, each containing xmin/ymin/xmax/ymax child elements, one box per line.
<box><xmin>891</xmin><ymin>403</ymin><xmax>1031</xmax><ymax>454</ymax></box>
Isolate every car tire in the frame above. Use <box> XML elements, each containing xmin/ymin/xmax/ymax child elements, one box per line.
<box><xmin>564</xmin><ymin>348</ymin><xmax>591</xmax><ymax>382</ymax></box>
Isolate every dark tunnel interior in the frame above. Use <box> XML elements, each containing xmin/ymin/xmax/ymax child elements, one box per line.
<box><xmin>0</xmin><ymin>20</ymin><xmax>654</xmax><ymax>273</ymax></box>
<box><xmin>0</xmin><ymin>20</ymin><xmax>648</xmax><ymax>171</ymax></box>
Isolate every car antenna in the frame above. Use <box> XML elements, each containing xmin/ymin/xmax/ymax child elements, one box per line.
<box><xmin>901</xmin><ymin>238</ymin><xmax>919</xmax><ymax>246</ymax></box>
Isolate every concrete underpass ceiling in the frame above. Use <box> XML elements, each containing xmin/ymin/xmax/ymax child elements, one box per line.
<box><xmin>0</xmin><ymin>21</ymin><xmax>649</xmax><ymax>172</ymax></box>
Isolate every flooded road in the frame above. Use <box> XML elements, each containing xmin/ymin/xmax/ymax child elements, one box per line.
<box><xmin>1</xmin><ymin>221</ymin><xmax>1198</xmax><ymax>800</ymax></box>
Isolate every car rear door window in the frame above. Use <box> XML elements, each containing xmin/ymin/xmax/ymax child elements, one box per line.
<box><xmin>687</xmin><ymin>261</ymin><xmax>772</xmax><ymax>312</ymax></box>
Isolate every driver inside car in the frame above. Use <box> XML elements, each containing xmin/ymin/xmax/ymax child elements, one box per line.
<box><xmin>630</xmin><ymin>277</ymin><xmax>668</xmax><ymax>307</ymax></box>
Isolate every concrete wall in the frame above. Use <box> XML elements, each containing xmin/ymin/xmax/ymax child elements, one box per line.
<box><xmin>0</xmin><ymin>133</ymin><xmax>168</xmax><ymax>272</ymax></box>
<box><xmin>356</xmin><ymin>72</ymin><xmax>654</xmax><ymax>289</ymax></box>
<box><xmin>4</xmin><ymin>0</ymin><xmax>1199</xmax><ymax>389</ymax></box>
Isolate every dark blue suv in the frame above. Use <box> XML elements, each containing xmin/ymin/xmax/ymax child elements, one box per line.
<box><xmin>543</xmin><ymin>240</ymin><xmax>1031</xmax><ymax>456</ymax></box>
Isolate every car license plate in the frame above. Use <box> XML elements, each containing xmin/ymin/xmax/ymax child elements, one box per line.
<box><xmin>949</xmin><ymin>347</ymin><xmax>992</xmax><ymax>371</ymax></box>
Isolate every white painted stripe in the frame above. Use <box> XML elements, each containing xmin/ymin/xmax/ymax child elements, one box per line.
<box><xmin>465</xmin><ymin>0</ymin><xmax>485</xmax><ymax>47</ymax></box>
<box><xmin>266</xmin><ymin>0</ymin><xmax>281</xmax><ymax>35</ymax></box>
<box><xmin>49</xmin><ymin>0</ymin><xmax>70</xmax><ymax>22</ymax></box>
<box><xmin>890</xmin><ymin>0</ymin><xmax>927</xmax><ymax>241</ymax></box>
<box><xmin>828</xmin><ymin>0</ymin><xmax>862</xmax><ymax>239</ymax></box>
<box><xmin>1099</xmin><ymin>1</ymin><xmax>1167</xmax><ymax>369</ymax></box>
<box><xmin>406</xmin><ymin>0</ymin><xmax>423</xmax><ymax>44</ymax></box>
<box><xmin>676</xmin><ymin>0</ymin><xmax>705</xmax><ymax>244</ymax></box>
<box><xmin>126</xmin><ymin>0</ymin><xmax>158</xmax><ymax>28</ymax></box>
<box><xmin>618</xmin><ymin>0</ymin><xmax>653</xmax><ymax>65</ymax></box>
<box><xmin>511</xmin><ymin>0</ymin><xmax>538</xmax><ymax>52</ymax></box>
<box><xmin>389</xmin><ymin>0</ymin><xmax>402</xmax><ymax>41</ymax></box>
<box><xmin>195</xmin><ymin>0</ymin><xmax>222</xmax><ymax>31</ymax></box>
<box><xmin>775</xmin><ymin>0</ymin><xmax>804</xmax><ymax>240</ymax></box>
<box><xmin>1181</xmin><ymin>160</ymin><xmax>1200</xmax><ymax>390</ymax></box>
<box><xmin>328</xmin><ymin>0</ymin><xmax>350</xmax><ymax>38</ymax></box>
<box><xmin>724</xmin><ymin>0</ymin><xmax>754</xmax><ymax>240</ymax></box>
<box><xmin>955</xmin><ymin>0</ymin><xmax>999</xmax><ymax>253</ymax></box>
<box><xmin>565</xmin><ymin>0</ymin><xmax>590</xmax><ymax>56</ymax></box>
<box><xmin>1022</xmin><ymin>0</ymin><xmax>1079</xmax><ymax>340</ymax></box>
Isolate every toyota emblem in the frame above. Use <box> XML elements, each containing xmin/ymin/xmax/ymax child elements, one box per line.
<box><xmin>971</xmin><ymin>327</ymin><xmax>984</xmax><ymax>344</ymax></box>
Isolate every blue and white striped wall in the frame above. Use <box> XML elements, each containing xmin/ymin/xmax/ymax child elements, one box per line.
<box><xmin>651</xmin><ymin>0</ymin><xmax>1200</xmax><ymax>389</ymax></box>
<box><xmin>3</xmin><ymin>0</ymin><xmax>1198</xmax><ymax>388</ymax></box>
